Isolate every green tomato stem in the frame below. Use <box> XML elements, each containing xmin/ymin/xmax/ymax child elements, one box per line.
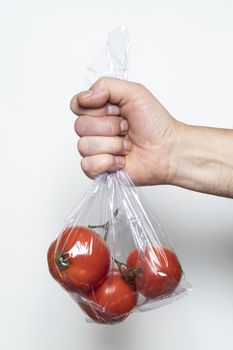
<box><xmin>88</xmin><ymin>208</ymin><xmax>118</xmax><ymax>242</ymax></box>
<box><xmin>114</xmin><ymin>258</ymin><xmax>141</xmax><ymax>288</ymax></box>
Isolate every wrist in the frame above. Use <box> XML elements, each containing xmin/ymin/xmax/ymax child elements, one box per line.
<box><xmin>169</xmin><ymin>122</ymin><xmax>199</xmax><ymax>189</ymax></box>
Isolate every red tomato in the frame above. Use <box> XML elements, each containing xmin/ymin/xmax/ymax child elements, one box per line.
<box><xmin>127</xmin><ymin>246</ymin><xmax>182</xmax><ymax>299</ymax></box>
<box><xmin>78</xmin><ymin>270</ymin><xmax>137</xmax><ymax>324</ymax></box>
<box><xmin>91</xmin><ymin>272</ymin><xmax>137</xmax><ymax>316</ymax></box>
<box><xmin>78</xmin><ymin>299</ymin><xmax>128</xmax><ymax>324</ymax></box>
<box><xmin>47</xmin><ymin>226</ymin><xmax>110</xmax><ymax>293</ymax></box>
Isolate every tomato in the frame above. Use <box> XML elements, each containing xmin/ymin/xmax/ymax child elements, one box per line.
<box><xmin>91</xmin><ymin>271</ymin><xmax>137</xmax><ymax>316</ymax></box>
<box><xmin>78</xmin><ymin>269</ymin><xmax>137</xmax><ymax>324</ymax></box>
<box><xmin>78</xmin><ymin>298</ymin><xmax>128</xmax><ymax>324</ymax></box>
<box><xmin>127</xmin><ymin>246</ymin><xmax>182</xmax><ymax>299</ymax></box>
<box><xmin>78</xmin><ymin>299</ymin><xmax>108</xmax><ymax>324</ymax></box>
<box><xmin>47</xmin><ymin>226</ymin><xmax>110</xmax><ymax>293</ymax></box>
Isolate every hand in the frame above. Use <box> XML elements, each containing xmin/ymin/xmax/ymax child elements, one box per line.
<box><xmin>70</xmin><ymin>77</ymin><xmax>180</xmax><ymax>186</ymax></box>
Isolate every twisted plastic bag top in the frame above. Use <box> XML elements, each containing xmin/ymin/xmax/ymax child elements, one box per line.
<box><xmin>85</xmin><ymin>25</ymin><xmax>130</xmax><ymax>86</ymax></box>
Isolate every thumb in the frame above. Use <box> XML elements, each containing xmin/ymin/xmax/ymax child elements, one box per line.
<box><xmin>77</xmin><ymin>77</ymin><xmax>140</xmax><ymax>109</ymax></box>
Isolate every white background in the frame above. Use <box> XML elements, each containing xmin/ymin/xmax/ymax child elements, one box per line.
<box><xmin>0</xmin><ymin>1</ymin><xmax>233</xmax><ymax>349</ymax></box>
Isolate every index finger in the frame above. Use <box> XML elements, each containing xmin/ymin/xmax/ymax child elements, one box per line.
<box><xmin>70</xmin><ymin>95</ymin><xmax>120</xmax><ymax>117</ymax></box>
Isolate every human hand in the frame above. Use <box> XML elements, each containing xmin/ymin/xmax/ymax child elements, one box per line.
<box><xmin>70</xmin><ymin>77</ymin><xmax>180</xmax><ymax>186</ymax></box>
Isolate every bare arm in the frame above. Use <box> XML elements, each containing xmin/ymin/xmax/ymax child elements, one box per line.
<box><xmin>171</xmin><ymin>123</ymin><xmax>233</xmax><ymax>197</ymax></box>
<box><xmin>70</xmin><ymin>77</ymin><xmax>233</xmax><ymax>198</ymax></box>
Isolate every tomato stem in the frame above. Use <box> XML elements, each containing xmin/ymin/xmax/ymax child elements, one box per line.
<box><xmin>88</xmin><ymin>208</ymin><xmax>118</xmax><ymax>242</ymax></box>
<box><xmin>56</xmin><ymin>252</ymin><xmax>70</xmax><ymax>269</ymax></box>
<box><xmin>114</xmin><ymin>258</ymin><xmax>142</xmax><ymax>288</ymax></box>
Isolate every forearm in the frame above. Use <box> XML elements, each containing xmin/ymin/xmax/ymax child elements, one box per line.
<box><xmin>171</xmin><ymin>123</ymin><xmax>233</xmax><ymax>198</ymax></box>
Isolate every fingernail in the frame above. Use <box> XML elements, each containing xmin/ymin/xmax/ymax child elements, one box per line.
<box><xmin>123</xmin><ymin>139</ymin><xmax>132</xmax><ymax>152</ymax></box>
<box><xmin>78</xmin><ymin>90</ymin><xmax>94</xmax><ymax>99</ymax></box>
<box><xmin>115</xmin><ymin>156</ymin><xmax>125</xmax><ymax>167</ymax></box>
<box><xmin>107</xmin><ymin>104</ymin><xmax>121</xmax><ymax>115</ymax></box>
<box><xmin>120</xmin><ymin>119</ymin><xmax>128</xmax><ymax>133</ymax></box>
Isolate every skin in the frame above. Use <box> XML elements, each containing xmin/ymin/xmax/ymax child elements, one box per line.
<box><xmin>70</xmin><ymin>77</ymin><xmax>233</xmax><ymax>198</ymax></box>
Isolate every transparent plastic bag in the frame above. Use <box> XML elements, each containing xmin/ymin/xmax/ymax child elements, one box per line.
<box><xmin>47</xmin><ymin>26</ymin><xmax>191</xmax><ymax>325</ymax></box>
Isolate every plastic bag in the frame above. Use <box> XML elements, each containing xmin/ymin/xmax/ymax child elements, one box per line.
<box><xmin>47</xmin><ymin>26</ymin><xmax>191</xmax><ymax>325</ymax></box>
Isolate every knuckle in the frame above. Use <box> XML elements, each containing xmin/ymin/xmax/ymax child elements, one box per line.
<box><xmin>95</xmin><ymin>76</ymin><xmax>111</xmax><ymax>90</ymax></box>
<box><xmin>93</xmin><ymin>77</ymin><xmax>106</xmax><ymax>89</ymax></box>
<box><xmin>104</xmin><ymin>117</ymin><xmax>122</xmax><ymax>136</ymax></box>
<box><xmin>105</xmin><ymin>120</ymin><xmax>117</xmax><ymax>136</ymax></box>
<box><xmin>97</xmin><ymin>155</ymin><xmax>112</xmax><ymax>170</ymax></box>
<box><xmin>114</xmin><ymin>119</ymin><xmax>122</xmax><ymax>134</ymax></box>
<box><xmin>107</xmin><ymin>154</ymin><xmax>116</xmax><ymax>167</ymax></box>
<box><xmin>81</xmin><ymin>156</ymin><xmax>103</xmax><ymax>179</ymax></box>
<box><xmin>92</xmin><ymin>155</ymin><xmax>116</xmax><ymax>176</ymax></box>
<box><xmin>80</xmin><ymin>158</ymin><xmax>91</xmax><ymax>177</ymax></box>
<box><xmin>115</xmin><ymin>138</ymin><xmax>124</xmax><ymax>153</ymax></box>
<box><xmin>98</xmin><ymin>76</ymin><xmax>108</xmax><ymax>85</ymax></box>
<box><xmin>78</xmin><ymin>137</ymin><xmax>88</xmax><ymax>157</ymax></box>
<box><xmin>70</xmin><ymin>95</ymin><xmax>77</xmax><ymax>113</ymax></box>
<box><xmin>74</xmin><ymin>117</ymin><xmax>85</xmax><ymax>136</ymax></box>
<box><xmin>134</xmin><ymin>82</ymin><xmax>145</xmax><ymax>90</ymax></box>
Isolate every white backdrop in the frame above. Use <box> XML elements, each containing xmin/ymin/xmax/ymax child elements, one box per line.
<box><xmin>0</xmin><ymin>1</ymin><xmax>233</xmax><ymax>349</ymax></box>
